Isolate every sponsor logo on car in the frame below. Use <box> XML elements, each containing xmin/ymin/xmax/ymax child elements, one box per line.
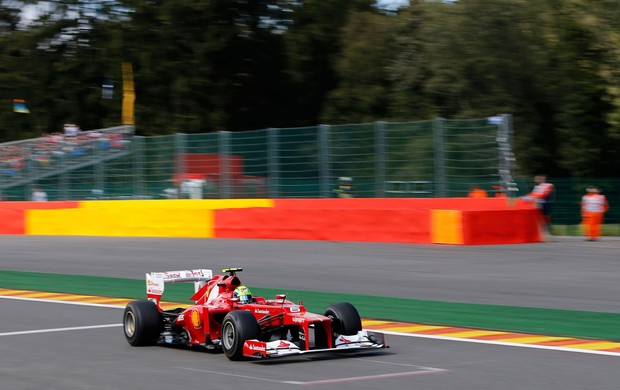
<box><xmin>278</xmin><ymin>341</ymin><xmax>291</xmax><ymax>348</ymax></box>
<box><xmin>191</xmin><ymin>309</ymin><xmax>201</xmax><ymax>328</ymax></box>
<box><xmin>338</xmin><ymin>336</ymin><xmax>352</xmax><ymax>343</ymax></box>
<box><xmin>289</xmin><ymin>305</ymin><xmax>301</xmax><ymax>313</ymax></box>
<box><xmin>292</xmin><ymin>317</ymin><xmax>305</xmax><ymax>324</ymax></box>
<box><xmin>185</xmin><ymin>270</ymin><xmax>203</xmax><ymax>278</ymax></box>
<box><xmin>164</xmin><ymin>272</ymin><xmax>182</xmax><ymax>279</ymax></box>
<box><xmin>247</xmin><ymin>342</ymin><xmax>266</xmax><ymax>352</ymax></box>
<box><xmin>254</xmin><ymin>309</ymin><xmax>270</xmax><ymax>315</ymax></box>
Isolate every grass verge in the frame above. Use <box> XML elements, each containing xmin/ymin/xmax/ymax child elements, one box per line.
<box><xmin>551</xmin><ymin>224</ymin><xmax>620</xmax><ymax>236</ymax></box>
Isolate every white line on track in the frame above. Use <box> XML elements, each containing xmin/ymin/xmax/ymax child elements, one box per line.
<box><xmin>286</xmin><ymin>368</ymin><xmax>448</xmax><ymax>386</ymax></box>
<box><xmin>177</xmin><ymin>367</ymin><xmax>294</xmax><ymax>385</ymax></box>
<box><xmin>177</xmin><ymin>365</ymin><xmax>448</xmax><ymax>386</ymax></box>
<box><xmin>379</xmin><ymin>330</ymin><xmax>620</xmax><ymax>358</ymax></box>
<box><xmin>0</xmin><ymin>323</ymin><xmax>122</xmax><ymax>337</ymax></box>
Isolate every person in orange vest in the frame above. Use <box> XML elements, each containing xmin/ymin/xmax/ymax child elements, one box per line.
<box><xmin>492</xmin><ymin>185</ymin><xmax>507</xmax><ymax>198</ymax></box>
<box><xmin>468</xmin><ymin>185</ymin><xmax>487</xmax><ymax>198</ymax></box>
<box><xmin>581</xmin><ymin>186</ymin><xmax>609</xmax><ymax>241</ymax></box>
<box><xmin>523</xmin><ymin>174</ymin><xmax>555</xmax><ymax>234</ymax></box>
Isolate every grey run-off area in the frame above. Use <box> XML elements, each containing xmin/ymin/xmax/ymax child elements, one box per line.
<box><xmin>2</xmin><ymin>237</ymin><xmax>620</xmax><ymax>390</ymax></box>
<box><xmin>1</xmin><ymin>235</ymin><xmax>618</xmax><ymax>313</ymax></box>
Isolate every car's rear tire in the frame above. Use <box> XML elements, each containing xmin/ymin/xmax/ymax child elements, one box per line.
<box><xmin>123</xmin><ymin>300</ymin><xmax>162</xmax><ymax>346</ymax></box>
<box><xmin>324</xmin><ymin>302</ymin><xmax>362</xmax><ymax>336</ymax></box>
<box><xmin>221</xmin><ymin>311</ymin><xmax>261</xmax><ymax>360</ymax></box>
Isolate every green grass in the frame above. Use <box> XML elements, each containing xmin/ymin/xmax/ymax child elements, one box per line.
<box><xmin>551</xmin><ymin>224</ymin><xmax>620</xmax><ymax>236</ymax></box>
<box><xmin>1</xmin><ymin>270</ymin><xmax>619</xmax><ymax>341</ymax></box>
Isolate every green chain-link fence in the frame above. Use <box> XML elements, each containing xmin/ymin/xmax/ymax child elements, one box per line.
<box><xmin>2</xmin><ymin>117</ymin><xmax>513</xmax><ymax>201</ymax></box>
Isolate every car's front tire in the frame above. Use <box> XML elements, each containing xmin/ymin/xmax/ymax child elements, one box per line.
<box><xmin>221</xmin><ymin>311</ymin><xmax>261</xmax><ymax>360</ymax></box>
<box><xmin>324</xmin><ymin>302</ymin><xmax>362</xmax><ymax>336</ymax></box>
<box><xmin>123</xmin><ymin>300</ymin><xmax>162</xmax><ymax>346</ymax></box>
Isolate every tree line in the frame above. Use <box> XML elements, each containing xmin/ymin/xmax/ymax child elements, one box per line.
<box><xmin>1</xmin><ymin>0</ymin><xmax>619</xmax><ymax>177</ymax></box>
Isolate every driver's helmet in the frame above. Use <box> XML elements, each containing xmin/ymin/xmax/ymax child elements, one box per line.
<box><xmin>233</xmin><ymin>285</ymin><xmax>253</xmax><ymax>304</ymax></box>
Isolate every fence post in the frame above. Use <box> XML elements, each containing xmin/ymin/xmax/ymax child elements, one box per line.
<box><xmin>174</xmin><ymin>132</ymin><xmax>187</xmax><ymax>184</ymax></box>
<box><xmin>59</xmin><ymin>153</ymin><xmax>69</xmax><ymax>200</ymax></box>
<box><xmin>268</xmin><ymin>128</ymin><xmax>279</xmax><ymax>199</ymax></box>
<box><xmin>375</xmin><ymin>121</ymin><xmax>386</xmax><ymax>197</ymax></box>
<box><xmin>94</xmin><ymin>138</ymin><xmax>105</xmax><ymax>198</ymax></box>
<box><xmin>319</xmin><ymin>124</ymin><xmax>331</xmax><ymax>198</ymax></box>
<box><xmin>219</xmin><ymin>131</ymin><xmax>231</xmax><ymax>199</ymax></box>
<box><xmin>433</xmin><ymin>117</ymin><xmax>446</xmax><ymax>197</ymax></box>
<box><xmin>26</xmin><ymin>142</ymin><xmax>36</xmax><ymax>199</ymax></box>
<box><xmin>500</xmin><ymin>113</ymin><xmax>518</xmax><ymax>197</ymax></box>
<box><xmin>133</xmin><ymin>136</ymin><xmax>145</xmax><ymax>198</ymax></box>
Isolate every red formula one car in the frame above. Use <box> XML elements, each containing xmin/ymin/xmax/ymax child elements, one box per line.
<box><xmin>123</xmin><ymin>268</ymin><xmax>387</xmax><ymax>360</ymax></box>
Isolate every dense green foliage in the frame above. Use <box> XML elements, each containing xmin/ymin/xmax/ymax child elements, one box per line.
<box><xmin>2</xmin><ymin>0</ymin><xmax>620</xmax><ymax>177</ymax></box>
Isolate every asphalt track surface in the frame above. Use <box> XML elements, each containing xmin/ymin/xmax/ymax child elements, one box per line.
<box><xmin>2</xmin><ymin>298</ymin><xmax>619</xmax><ymax>390</ymax></box>
<box><xmin>2</xmin><ymin>235</ymin><xmax>620</xmax><ymax>389</ymax></box>
<box><xmin>1</xmin><ymin>235</ymin><xmax>619</xmax><ymax>312</ymax></box>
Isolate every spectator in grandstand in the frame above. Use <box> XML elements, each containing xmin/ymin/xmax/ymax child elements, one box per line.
<box><xmin>468</xmin><ymin>185</ymin><xmax>488</xmax><ymax>198</ymax></box>
<box><xmin>31</xmin><ymin>188</ymin><xmax>48</xmax><ymax>202</ymax></box>
<box><xmin>581</xmin><ymin>186</ymin><xmax>608</xmax><ymax>241</ymax></box>
<box><xmin>63</xmin><ymin>123</ymin><xmax>81</xmax><ymax>138</ymax></box>
<box><xmin>522</xmin><ymin>174</ymin><xmax>555</xmax><ymax>236</ymax></box>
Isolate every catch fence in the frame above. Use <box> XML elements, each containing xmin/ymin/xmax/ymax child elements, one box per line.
<box><xmin>0</xmin><ymin>116</ymin><xmax>515</xmax><ymax>203</ymax></box>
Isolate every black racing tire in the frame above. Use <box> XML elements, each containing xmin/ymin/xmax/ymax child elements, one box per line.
<box><xmin>221</xmin><ymin>311</ymin><xmax>261</xmax><ymax>361</ymax></box>
<box><xmin>123</xmin><ymin>300</ymin><xmax>162</xmax><ymax>346</ymax></box>
<box><xmin>324</xmin><ymin>302</ymin><xmax>362</xmax><ymax>336</ymax></box>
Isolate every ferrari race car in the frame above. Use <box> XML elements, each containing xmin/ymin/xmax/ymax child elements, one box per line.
<box><xmin>123</xmin><ymin>268</ymin><xmax>387</xmax><ymax>360</ymax></box>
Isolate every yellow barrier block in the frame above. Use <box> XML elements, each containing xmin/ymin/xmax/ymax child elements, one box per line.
<box><xmin>78</xmin><ymin>199</ymin><xmax>274</xmax><ymax>210</ymax></box>
<box><xmin>26</xmin><ymin>208</ymin><xmax>214</xmax><ymax>238</ymax></box>
<box><xmin>431</xmin><ymin>210</ymin><xmax>464</xmax><ymax>244</ymax></box>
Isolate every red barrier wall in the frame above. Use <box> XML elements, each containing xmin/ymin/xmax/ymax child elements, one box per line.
<box><xmin>0</xmin><ymin>201</ymin><xmax>80</xmax><ymax>210</ymax></box>
<box><xmin>0</xmin><ymin>209</ymin><xmax>25</xmax><ymax>234</ymax></box>
<box><xmin>216</xmin><ymin>199</ymin><xmax>540</xmax><ymax>245</ymax></box>
<box><xmin>215</xmin><ymin>208</ymin><xmax>432</xmax><ymax>243</ymax></box>
<box><xmin>462</xmin><ymin>209</ymin><xmax>542</xmax><ymax>245</ymax></box>
<box><xmin>0</xmin><ymin>198</ymin><xmax>540</xmax><ymax>245</ymax></box>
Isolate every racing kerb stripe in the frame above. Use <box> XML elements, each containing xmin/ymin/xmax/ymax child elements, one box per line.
<box><xmin>3</xmin><ymin>288</ymin><xmax>620</xmax><ymax>354</ymax></box>
<box><xmin>0</xmin><ymin>288</ymin><xmax>186</xmax><ymax>311</ymax></box>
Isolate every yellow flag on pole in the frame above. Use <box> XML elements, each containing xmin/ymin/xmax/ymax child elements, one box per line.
<box><xmin>121</xmin><ymin>62</ymin><xmax>135</xmax><ymax>125</ymax></box>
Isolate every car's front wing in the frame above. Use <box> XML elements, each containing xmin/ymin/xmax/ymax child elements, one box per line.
<box><xmin>243</xmin><ymin>330</ymin><xmax>387</xmax><ymax>359</ymax></box>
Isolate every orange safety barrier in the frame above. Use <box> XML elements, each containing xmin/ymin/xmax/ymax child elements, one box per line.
<box><xmin>0</xmin><ymin>198</ymin><xmax>541</xmax><ymax>245</ymax></box>
<box><xmin>214</xmin><ymin>208</ymin><xmax>432</xmax><ymax>244</ymax></box>
<box><xmin>0</xmin><ymin>209</ymin><xmax>26</xmax><ymax>234</ymax></box>
<box><xmin>0</xmin><ymin>201</ymin><xmax>80</xmax><ymax>210</ymax></box>
<box><xmin>462</xmin><ymin>209</ymin><xmax>542</xmax><ymax>245</ymax></box>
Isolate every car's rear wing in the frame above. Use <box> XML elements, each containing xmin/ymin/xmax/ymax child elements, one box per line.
<box><xmin>146</xmin><ymin>269</ymin><xmax>212</xmax><ymax>309</ymax></box>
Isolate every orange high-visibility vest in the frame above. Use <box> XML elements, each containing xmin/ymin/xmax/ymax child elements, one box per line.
<box><xmin>581</xmin><ymin>194</ymin><xmax>608</xmax><ymax>213</ymax></box>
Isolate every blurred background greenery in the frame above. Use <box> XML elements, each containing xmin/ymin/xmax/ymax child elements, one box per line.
<box><xmin>2</xmin><ymin>0</ymin><xmax>620</xmax><ymax>179</ymax></box>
